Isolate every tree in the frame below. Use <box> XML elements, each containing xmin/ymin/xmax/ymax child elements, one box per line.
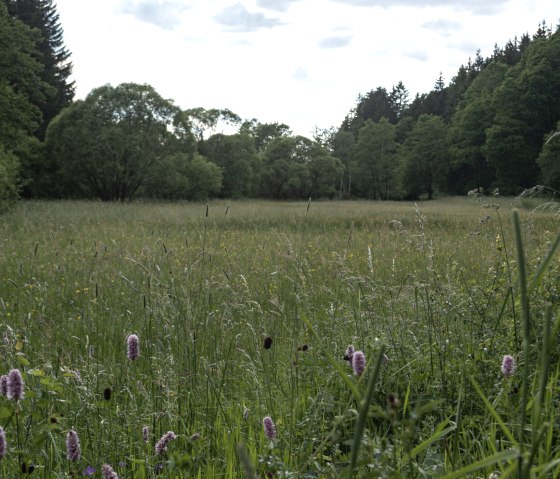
<box><xmin>447</xmin><ymin>62</ymin><xmax>508</xmax><ymax>193</ymax></box>
<box><xmin>141</xmin><ymin>153</ymin><xmax>222</xmax><ymax>200</ymax></box>
<box><xmin>400</xmin><ymin>114</ymin><xmax>449</xmax><ymax>199</ymax></box>
<box><xmin>537</xmin><ymin>123</ymin><xmax>560</xmax><ymax>190</ymax></box>
<box><xmin>6</xmin><ymin>0</ymin><xmax>74</xmax><ymax>139</ymax></box>
<box><xmin>0</xmin><ymin>1</ymin><xmax>50</xmax><ymax>204</ymax></box>
<box><xmin>389</xmin><ymin>81</ymin><xmax>409</xmax><ymax>120</ymax></box>
<box><xmin>260</xmin><ymin>136</ymin><xmax>313</xmax><ymax>199</ymax></box>
<box><xmin>353</xmin><ymin>119</ymin><xmax>399</xmax><ymax>199</ymax></box>
<box><xmin>238</xmin><ymin>119</ymin><xmax>291</xmax><ymax>152</ymax></box>
<box><xmin>332</xmin><ymin>129</ymin><xmax>355</xmax><ymax>197</ymax></box>
<box><xmin>485</xmin><ymin>29</ymin><xmax>560</xmax><ymax>193</ymax></box>
<box><xmin>0</xmin><ymin>145</ymin><xmax>20</xmax><ymax>211</ymax></box>
<box><xmin>204</xmin><ymin>133</ymin><xmax>260</xmax><ymax>197</ymax></box>
<box><xmin>45</xmin><ymin>83</ymin><xmax>195</xmax><ymax>201</ymax></box>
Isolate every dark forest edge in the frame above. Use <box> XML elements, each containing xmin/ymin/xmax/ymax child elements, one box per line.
<box><xmin>1</xmin><ymin>1</ymin><xmax>559</xmax><ymax>208</ymax></box>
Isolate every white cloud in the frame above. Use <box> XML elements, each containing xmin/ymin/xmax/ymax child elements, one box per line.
<box><xmin>214</xmin><ymin>3</ymin><xmax>283</xmax><ymax>31</ymax></box>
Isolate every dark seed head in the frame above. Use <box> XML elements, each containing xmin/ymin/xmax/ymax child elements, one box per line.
<box><xmin>103</xmin><ymin>387</ymin><xmax>112</xmax><ymax>401</ymax></box>
<box><xmin>263</xmin><ymin>336</ymin><xmax>273</xmax><ymax>349</ymax></box>
<box><xmin>299</xmin><ymin>344</ymin><xmax>308</xmax><ymax>352</ymax></box>
<box><xmin>50</xmin><ymin>416</ymin><xmax>58</xmax><ymax>424</ymax></box>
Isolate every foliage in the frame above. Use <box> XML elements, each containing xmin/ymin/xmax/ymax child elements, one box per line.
<box><xmin>45</xmin><ymin>83</ymin><xmax>195</xmax><ymax>201</ymax></box>
<box><xmin>0</xmin><ymin>146</ymin><xmax>20</xmax><ymax>211</ymax></box>
<box><xmin>353</xmin><ymin>118</ymin><xmax>400</xmax><ymax>199</ymax></box>
<box><xmin>537</xmin><ymin>124</ymin><xmax>560</xmax><ymax>189</ymax></box>
<box><xmin>401</xmin><ymin>114</ymin><xmax>449</xmax><ymax>199</ymax></box>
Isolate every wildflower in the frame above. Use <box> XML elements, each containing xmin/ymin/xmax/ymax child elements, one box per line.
<box><xmin>243</xmin><ymin>407</ymin><xmax>250</xmax><ymax>421</ymax></box>
<box><xmin>352</xmin><ymin>350</ymin><xmax>365</xmax><ymax>376</ymax></box>
<box><xmin>66</xmin><ymin>429</ymin><xmax>81</xmax><ymax>461</ymax></box>
<box><xmin>142</xmin><ymin>426</ymin><xmax>149</xmax><ymax>443</ymax></box>
<box><xmin>343</xmin><ymin>345</ymin><xmax>355</xmax><ymax>362</ymax></box>
<box><xmin>0</xmin><ymin>375</ymin><xmax>7</xmax><ymax>396</ymax></box>
<box><xmin>189</xmin><ymin>433</ymin><xmax>201</xmax><ymax>441</ymax></box>
<box><xmin>0</xmin><ymin>427</ymin><xmax>6</xmax><ymax>459</ymax></box>
<box><xmin>101</xmin><ymin>464</ymin><xmax>119</xmax><ymax>479</ymax></box>
<box><xmin>263</xmin><ymin>336</ymin><xmax>273</xmax><ymax>349</ymax></box>
<box><xmin>83</xmin><ymin>465</ymin><xmax>96</xmax><ymax>477</ymax></box>
<box><xmin>7</xmin><ymin>369</ymin><xmax>24</xmax><ymax>401</ymax></box>
<box><xmin>501</xmin><ymin>355</ymin><xmax>516</xmax><ymax>377</ymax></box>
<box><xmin>262</xmin><ymin>416</ymin><xmax>276</xmax><ymax>440</ymax></box>
<box><xmin>127</xmin><ymin>334</ymin><xmax>139</xmax><ymax>360</ymax></box>
<box><xmin>155</xmin><ymin>431</ymin><xmax>176</xmax><ymax>454</ymax></box>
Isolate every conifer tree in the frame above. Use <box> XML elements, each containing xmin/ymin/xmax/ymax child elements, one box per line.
<box><xmin>5</xmin><ymin>0</ymin><xmax>74</xmax><ymax>139</ymax></box>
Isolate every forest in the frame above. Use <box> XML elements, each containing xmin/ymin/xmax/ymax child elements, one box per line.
<box><xmin>1</xmin><ymin>0</ymin><xmax>560</xmax><ymax>206</ymax></box>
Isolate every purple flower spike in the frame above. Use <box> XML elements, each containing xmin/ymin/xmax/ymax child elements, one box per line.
<box><xmin>155</xmin><ymin>431</ymin><xmax>177</xmax><ymax>454</ymax></box>
<box><xmin>101</xmin><ymin>464</ymin><xmax>119</xmax><ymax>479</ymax></box>
<box><xmin>142</xmin><ymin>426</ymin><xmax>149</xmax><ymax>443</ymax></box>
<box><xmin>501</xmin><ymin>355</ymin><xmax>516</xmax><ymax>377</ymax></box>
<box><xmin>127</xmin><ymin>334</ymin><xmax>139</xmax><ymax>361</ymax></box>
<box><xmin>0</xmin><ymin>427</ymin><xmax>6</xmax><ymax>459</ymax></box>
<box><xmin>7</xmin><ymin>369</ymin><xmax>24</xmax><ymax>401</ymax></box>
<box><xmin>263</xmin><ymin>416</ymin><xmax>277</xmax><ymax>440</ymax></box>
<box><xmin>344</xmin><ymin>345</ymin><xmax>355</xmax><ymax>363</ymax></box>
<box><xmin>352</xmin><ymin>351</ymin><xmax>365</xmax><ymax>376</ymax></box>
<box><xmin>0</xmin><ymin>375</ymin><xmax>7</xmax><ymax>396</ymax></box>
<box><xmin>66</xmin><ymin>429</ymin><xmax>81</xmax><ymax>462</ymax></box>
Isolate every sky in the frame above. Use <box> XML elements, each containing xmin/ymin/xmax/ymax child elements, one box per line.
<box><xmin>55</xmin><ymin>0</ymin><xmax>559</xmax><ymax>137</ymax></box>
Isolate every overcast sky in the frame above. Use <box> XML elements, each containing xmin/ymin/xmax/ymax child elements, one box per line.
<box><xmin>55</xmin><ymin>0</ymin><xmax>558</xmax><ymax>137</ymax></box>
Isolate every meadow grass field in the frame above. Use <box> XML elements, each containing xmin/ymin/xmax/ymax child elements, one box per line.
<box><xmin>0</xmin><ymin>197</ymin><xmax>559</xmax><ymax>478</ymax></box>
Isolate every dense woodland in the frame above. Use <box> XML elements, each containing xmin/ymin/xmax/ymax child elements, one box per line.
<box><xmin>1</xmin><ymin>1</ymin><xmax>560</xmax><ymax>206</ymax></box>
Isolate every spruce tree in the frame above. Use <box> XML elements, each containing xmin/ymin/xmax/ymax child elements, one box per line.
<box><xmin>6</xmin><ymin>0</ymin><xmax>74</xmax><ymax>139</ymax></box>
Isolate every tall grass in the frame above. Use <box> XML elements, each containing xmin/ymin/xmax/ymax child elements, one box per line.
<box><xmin>0</xmin><ymin>197</ymin><xmax>558</xmax><ymax>477</ymax></box>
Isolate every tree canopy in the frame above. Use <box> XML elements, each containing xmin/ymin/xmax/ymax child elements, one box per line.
<box><xmin>1</xmin><ymin>11</ymin><xmax>559</xmax><ymax>205</ymax></box>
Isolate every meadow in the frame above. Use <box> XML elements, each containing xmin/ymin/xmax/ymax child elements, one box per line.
<box><xmin>0</xmin><ymin>197</ymin><xmax>558</xmax><ymax>478</ymax></box>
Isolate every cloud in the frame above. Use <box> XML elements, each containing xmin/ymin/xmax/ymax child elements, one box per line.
<box><xmin>256</xmin><ymin>0</ymin><xmax>298</xmax><ymax>11</ymax></box>
<box><xmin>293</xmin><ymin>67</ymin><xmax>309</xmax><ymax>81</ymax></box>
<box><xmin>422</xmin><ymin>19</ymin><xmax>461</xmax><ymax>36</ymax></box>
<box><xmin>405</xmin><ymin>49</ymin><xmax>429</xmax><ymax>61</ymax></box>
<box><xmin>329</xmin><ymin>0</ymin><xmax>510</xmax><ymax>15</ymax></box>
<box><xmin>214</xmin><ymin>3</ymin><xmax>282</xmax><ymax>32</ymax></box>
<box><xmin>318</xmin><ymin>35</ymin><xmax>353</xmax><ymax>48</ymax></box>
<box><xmin>120</xmin><ymin>1</ymin><xmax>190</xmax><ymax>30</ymax></box>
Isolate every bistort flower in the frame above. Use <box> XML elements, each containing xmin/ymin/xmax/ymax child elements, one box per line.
<box><xmin>352</xmin><ymin>350</ymin><xmax>365</xmax><ymax>376</ymax></box>
<box><xmin>66</xmin><ymin>429</ymin><xmax>81</xmax><ymax>461</ymax></box>
<box><xmin>263</xmin><ymin>416</ymin><xmax>276</xmax><ymax>440</ymax></box>
<box><xmin>126</xmin><ymin>334</ymin><xmax>139</xmax><ymax>360</ymax></box>
<box><xmin>501</xmin><ymin>355</ymin><xmax>516</xmax><ymax>377</ymax></box>
<box><xmin>155</xmin><ymin>431</ymin><xmax>176</xmax><ymax>454</ymax></box>
<box><xmin>7</xmin><ymin>369</ymin><xmax>24</xmax><ymax>401</ymax></box>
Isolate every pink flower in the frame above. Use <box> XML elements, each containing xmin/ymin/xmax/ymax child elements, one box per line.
<box><xmin>7</xmin><ymin>369</ymin><xmax>24</xmax><ymax>401</ymax></box>
<box><xmin>501</xmin><ymin>355</ymin><xmax>516</xmax><ymax>376</ymax></box>
<box><xmin>343</xmin><ymin>345</ymin><xmax>355</xmax><ymax>363</ymax></box>
<box><xmin>0</xmin><ymin>427</ymin><xmax>6</xmax><ymax>459</ymax></box>
<box><xmin>263</xmin><ymin>416</ymin><xmax>276</xmax><ymax>440</ymax></box>
<box><xmin>155</xmin><ymin>431</ymin><xmax>176</xmax><ymax>454</ymax></box>
<box><xmin>101</xmin><ymin>464</ymin><xmax>119</xmax><ymax>479</ymax></box>
<box><xmin>126</xmin><ymin>334</ymin><xmax>139</xmax><ymax>360</ymax></box>
<box><xmin>66</xmin><ymin>429</ymin><xmax>81</xmax><ymax>461</ymax></box>
<box><xmin>352</xmin><ymin>350</ymin><xmax>365</xmax><ymax>376</ymax></box>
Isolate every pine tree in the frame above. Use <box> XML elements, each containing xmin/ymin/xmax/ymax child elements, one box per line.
<box><xmin>6</xmin><ymin>0</ymin><xmax>74</xmax><ymax>139</ymax></box>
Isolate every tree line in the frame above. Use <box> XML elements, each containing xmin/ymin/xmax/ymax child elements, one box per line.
<box><xmin>1</xmin><ymin>1</ymin><xmax>559</xmax><ymax>206</ymax></box>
